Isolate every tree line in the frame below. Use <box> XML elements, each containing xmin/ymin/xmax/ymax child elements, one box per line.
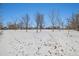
<box><xmin>0</xmin><ymin>10</ymin><xmax>79</xmax><ymax>32</ymax></box>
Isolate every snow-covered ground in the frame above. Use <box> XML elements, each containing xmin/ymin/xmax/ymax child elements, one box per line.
<box><xmin>0</xmin><ymin>30</ymin><xmax>79</xmax><ymax>56</ymax></box>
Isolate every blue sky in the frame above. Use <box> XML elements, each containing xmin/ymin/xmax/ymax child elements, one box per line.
<box><xmin>1</xmin><ymin>3</ymin><xmax>79</xmax><ymax>26</ymax></box>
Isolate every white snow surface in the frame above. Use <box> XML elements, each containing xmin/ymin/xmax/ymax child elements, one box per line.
<box><xmin>0</xmin><ymin>30</ymin><xmax>79</xmax><ymax>56</ymax></box>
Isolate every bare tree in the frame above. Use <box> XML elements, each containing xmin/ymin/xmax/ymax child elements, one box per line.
<box><xmin>22</xmin><ymin>14</ymin><xmax>30</xmax><ymax>32</ymax></box>
<box><xmin>49</xmin><ymin>10</ymin><xmax>55</xmax><ymax>32</ymax></box>
<box><xmin>35</xmin><ymin>13</ymin><xmax>39</xmax><ymax>32</ymax></box>
<box><xmin>0</xmin><ymin>4</ymin><xmax>3</xmax><ymax>34</ymax></box>
<box><xmin>69</xmin><ymin>13</ymin><xmax>79</xmax><ymax>31</ymax></box>
<box><xmin>0</xmin><ymin>16</ymin><xmax>3</xmax><ymax>30</ymax></box>
<box><xmin>0</xmin><ymin>16</ymin><xmax>3</xmax><ymax>35</ymax></box>
<box><xmin>35</xmin><ymin>13</ymin><xmax>44</xmax><ymax>32</ymax></box>
<box><xmin>17</xmin><ymin>19</ymin><xmax>24</xmax><ymax>30</ymax></box>
<box><xmin>66</xmin><ymin>18</ymin><xmax>71</xmax><ymax>35</ymax></box>
<box><xmin>39</xmin><ymin>14</ymin><xmax>44</xmax><ymax>31</ymax></box>
<box><xmin>69</xmin><ymin>14</ymin><xmax>76</xmax><ymax>29</ymax></box>
<box><xmin>49</xmin><ymin>10</ymin><xmax>62</xmax><ymax>31</ymax></box>
<box><xmin>61</xmin><ymin>18</ymin><xmax>64</xmax><ymax>30</ymax></box>
<box><xmin>75</xmin><ymin>13</ymin><xmax>79</xmax><ymax>31</ymax></box>
<box><xmin>55</xmin><ymin>10</ymin><xmax>63</xmax><ymax>30</ymax></box>
<box><xmin>14</xmin><ymin>19</ymin><xmax>18</xmax><ymax>30</ymax></box>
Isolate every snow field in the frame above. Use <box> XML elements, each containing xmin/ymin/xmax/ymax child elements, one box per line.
<box><xmin>0</xmin><ymin>30</ymin><xmax>79</xmax><ymax>56</ymax></box>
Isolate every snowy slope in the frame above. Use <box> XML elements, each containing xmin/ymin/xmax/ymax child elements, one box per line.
<box><xmin>0</xmin><ymin>30</ymin><xmax>79</xmax><ymax>56</ymax></box>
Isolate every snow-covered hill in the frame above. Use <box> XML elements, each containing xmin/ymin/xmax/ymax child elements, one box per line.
<box><xmin>0</xmin><ymin>30</ymin><xmax>79</xmax><ymax>56</ymax></box>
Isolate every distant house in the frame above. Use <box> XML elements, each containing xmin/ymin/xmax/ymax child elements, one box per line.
<box><xmin>8</xmin><ymin>24</ymin><xmax>17</xmax><ymax>30</ymax></box>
